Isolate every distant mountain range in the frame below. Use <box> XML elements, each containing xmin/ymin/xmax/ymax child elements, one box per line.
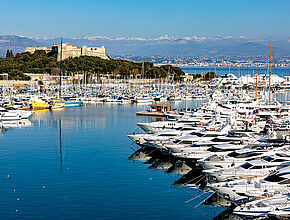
<box><xmin>0</xmin><ymin>34</ymin><xmax>289</xmax><ymax>58</ymax></box>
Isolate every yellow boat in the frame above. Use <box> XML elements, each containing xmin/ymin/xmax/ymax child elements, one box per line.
<box><xmin>32</xmin><ymin>99</ymin><xmax>52</xmax><ymax>110</ymax></box>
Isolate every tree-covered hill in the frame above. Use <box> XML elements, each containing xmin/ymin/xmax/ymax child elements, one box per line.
<box><xmin>0</xmin><ymin>50</ymin><xmax>185</xmax><ymax>80</ymax></box>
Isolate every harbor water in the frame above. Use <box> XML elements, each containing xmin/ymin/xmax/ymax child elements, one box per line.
<box><xmin>0</xmin><ymin>100</ymin><xmax>220</xmax><ymax>220</ymax></box>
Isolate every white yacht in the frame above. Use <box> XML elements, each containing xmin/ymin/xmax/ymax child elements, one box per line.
<box><xmin>0</xmin><ymin>107</ymin><xmax>21</xmax><ymax>121</ymax></box>
<box><xmin>197</xmin><ymin>144</ymin><xmax>280</xmax><ymax>170</ymax></box>
<box><xmin>204</xmin><ymin>158</ymin><xmax>286</xmax><ymax>181</ymax></box>
<box><xmin>127</xmin><ymin>129</ymin><xmax>183</xmax><ymax>145</ymax></box>
<box><xmin>233</xmin><ymin>194</ymin><xmax>290</xmax><ymax>218</ymax></box>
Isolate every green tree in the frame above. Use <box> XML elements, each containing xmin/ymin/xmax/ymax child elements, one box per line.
<box><xmin>6</xmin><ymin>49</ymin><xmax>10</xmax><ymax>58</ymax></box>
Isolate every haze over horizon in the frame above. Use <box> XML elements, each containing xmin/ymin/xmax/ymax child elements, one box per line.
<box><xmin>1</xmin><ymin>34</ymin><xmax>287</xmax><ymax>41</ymax></box>
<box><xmin>1</xmin><ymin>0</ymin><xmax>290</xmax><ymax>39</ymax></box>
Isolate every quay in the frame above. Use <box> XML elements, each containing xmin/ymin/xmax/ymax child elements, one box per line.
<box><xmin>136</xmin><ymin>104</ymin><xmax>175</xmax><ymax>117</ymax></box>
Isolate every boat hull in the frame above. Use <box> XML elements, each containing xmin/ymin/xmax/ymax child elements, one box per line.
<box><xmin>51</xmin><ymin>102</ymin><xmax>65</xmax><ymax>109</ymax></box>
<box><xmin>64</xmin><ymin>101</ymin><xmax>83</xmax><ymax>107</ymax></box>
<box><xmin>32</xmin><ymin>101</ymin><xmax>51</xmax><ymax>110</ymax></box>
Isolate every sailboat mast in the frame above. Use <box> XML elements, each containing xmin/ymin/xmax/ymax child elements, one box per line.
<box><xmin>256</xmin><ymin>70</ymin><xmax>258</xmax><ymax>101</ymax></box>
<box><xmin>269</xmin><ymin>41</ymin><xmax>271</xmax><ymax>103</ymax></box>
<box><xmin>59</xmin><ymin>39</ymin><xmax>63</xmax><ymax>99</ymax></box>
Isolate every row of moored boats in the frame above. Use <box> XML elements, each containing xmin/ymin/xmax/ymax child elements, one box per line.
<box><xmin>128</xmin><ymin>91</ymin><xmax>290</xmax><ymax>219</ymax></box>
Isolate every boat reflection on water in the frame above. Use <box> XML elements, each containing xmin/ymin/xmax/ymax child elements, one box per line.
<box><xmin>166</xmin><ymin>160</ymin><xmax>192</xmax><ymax>175</ymax></box>
<box><xmin>33</xmin><ymin>109</ymin><xmax>50</xmax><ymax>115</ymax></box>
<box><xmin>127</xmin><ymin>147</ymin><xmax>153</xmax><ymax>161</ymax></box>
<box><xmin>172</xmin><ymin>168</ymin><xmax>206</xmax><ymax>186</ymax></box>
<box><xmin>148</xmin><ymin>159</ymin><xmax>172</xmax><ymax>170</ymax></box>
<box><xmin>0</xmin><ymin>119</ymin><xmax>34</xmax><ymax>134</ymax></box>
<box><xmin>58</xmin><ymin>119</ymin><xmax>64</xmax><ymax>174</ymax></box>
<box><xmin>128</xmin><ymin>146</ymin><xmax>243</xmax><ymax>219</ymax></box>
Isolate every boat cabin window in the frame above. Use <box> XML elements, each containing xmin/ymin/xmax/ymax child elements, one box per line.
<box><xmin>246</xmin><ymin>152</ymin><xmax>263</xmax><ymax>158</ymax></box>
<box><xmin>276</xmin><ymin>153</ymin><xmax>290</xmax><ymax>157</ymax></box>
<box><xmin>159</xmin><ymin>133</ymin><xmax>175</xmax><ymax>136</ymax></box>
<box><xmin>177</xmin><ymin>121</ymin><xmax>188</xmax><ymax>123</ymax></box>
<box><xmin>191</xmin><ymin>133</ymin><xmax>204</xmax><ymax>137</ymax></box>
<box><xmin>180</xmin><ymin>128</ymin><xmax>195</xmax><ymax>131</ymax></box>
<box><xmin>251</xmin><ymin>166</ymin><xmax>263</xmax><ymax>169</ymax></box>
<box><xmin>228</xmin><ymin>152</ymin><xmax>239</xmax><ymax>158</ymax></box>
<box><xmin>179</xmin><ymin>141</ymin><xmax>194</xmax><ymax>144</ymax></box>
<box><xmin>204</xmin><ymin>134</ymin><xmax>219</xmax><ymax>137</ymax></box>
<box><xmin>273</xmin><ymin>159</ymin><xmax>288</xmax><ymax>162</ymax></box>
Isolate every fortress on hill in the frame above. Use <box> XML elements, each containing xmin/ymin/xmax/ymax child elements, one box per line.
<box><xmin>25</xmin><ymin>43</ymin><xmax>109</xmax><ymax>61</ymax></box>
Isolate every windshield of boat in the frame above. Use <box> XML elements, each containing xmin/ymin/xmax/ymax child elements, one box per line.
<box><xmin>179</xmin><ymin>140</ymin><xmax>194</xmax><ymax>144</ymax></box>
<box><xmin>265</xmin><ymin>173</ymin><xmax>287</xmax><ymax>183</ymax></box>
<box><xmin>276</xmin><ymin>153</ymin><xmax>290</xmax><ymax>157</ymax></box>
<box><xmin>263</xmin><ymin>156</ymin><xmax>274</xmax><ymax>162</ymax></box>
<box><xmin>256</xmin><ymin>201</ymin><xmax>268</xmax><ymax>207</ymax></box>
<box><xmin>228</xmin><ymin>151</ymin><xmax>262</xmax><ymax>158</ymax></box>
<box><xmin>241</xmin><ymin>162</ymin><xmax>253</xmax><ymax>169</ymax></box>
<box><xmin>204</xmin><ymin>155</ymin><xmax>221</xmax><ymax>161</ymax></box>
<box><xmin>228</xmin><ymin>152</ymin><xmax>239</xmax><ymax>158</ymax></box>
<box><xmin>158</xmin><ymin>133</ymin><xmax>176</xmax><ymax>136</ymax></box>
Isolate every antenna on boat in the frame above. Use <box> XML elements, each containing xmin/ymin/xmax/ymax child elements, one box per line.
<box><xmin>269</xmin><ymin>41</ymin><xmax>271</xmax><ymax>104</ymax></box>
<box><xmin>141</xmin><ymin>61</ymin><xmax>144</xmax><ymax>84</ymax></box>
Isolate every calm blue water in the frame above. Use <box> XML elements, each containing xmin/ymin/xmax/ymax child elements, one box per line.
<box><xmin>181</xmin><ymin>66</ymin><xmax>290</xmax><ymax>77</ymax></box>
<box><xmin>0</xmin><ymin>101</ymin><xmax>219</xmax><ymax>220</ymax></box>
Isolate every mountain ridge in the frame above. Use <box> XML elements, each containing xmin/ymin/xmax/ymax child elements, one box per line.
<box><xmin>0</xmin><ymin>34</ymin><xmax>289</xmax><ymax>58</ymax></box>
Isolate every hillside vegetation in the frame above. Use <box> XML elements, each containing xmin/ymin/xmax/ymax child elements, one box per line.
<box><xmin>0</xmin><ymin>50</ymin><xmax>185</xmax><ymax>80</ymax></box>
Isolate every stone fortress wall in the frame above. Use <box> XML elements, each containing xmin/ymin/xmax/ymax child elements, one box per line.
<box><xmin>25</xmin><ymin>46</ymin><xmax>52</xmax><ymax>54</ymax></box>
<box><xmin>25</xmin><ymin>43</ymin><xmax>109</xmax><ymax>61</ymax></box>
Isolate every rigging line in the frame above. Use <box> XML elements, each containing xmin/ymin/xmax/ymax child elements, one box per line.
<box><xmin>128</xmin><ymin>143</ymin><xmax>137</xmax><ymax>152</ymax></box>
<box><xmin>194</xmin><ymin>190</ymin><xmax>217</xmax><ymax>208</ymax></box>
<box><xmin>146</xmin><ymin>147</ymin><xmax>158</xmax><ymax>156</ymax></box>
<box><xmin>194</xmin><ymin>175</ymin><xmax>207</xmax><ymax>186</ymax></box>
<box><xmin>175</xmin><ymin>184</ymin><xmax>202</xmax><ymax>197</ymax></box>
<box><xmin>186</xmin><ymin>202</ymin><xmax>212</xmax><ymax>220</ymax></box>
<box><xmin>185</xmin><ymin>191</ymin><xmax>208</xmax><ymax>204</ymax></box>
<box><xmin>180</xmin><ymin>173</ymin><xmax>204</xmax><ymax>186</ymax></box>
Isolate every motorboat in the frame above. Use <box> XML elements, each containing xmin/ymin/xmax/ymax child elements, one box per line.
<box><xmin>0</xmin><ymin>107</ymin><xmax>21</xmax><ymax>121</ymax></box>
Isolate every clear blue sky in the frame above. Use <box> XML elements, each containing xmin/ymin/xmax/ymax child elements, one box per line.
<box><xmin>1</xmin><ymin>0</ymin><xmax>289</xmax><ymax>39</ymax></box>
